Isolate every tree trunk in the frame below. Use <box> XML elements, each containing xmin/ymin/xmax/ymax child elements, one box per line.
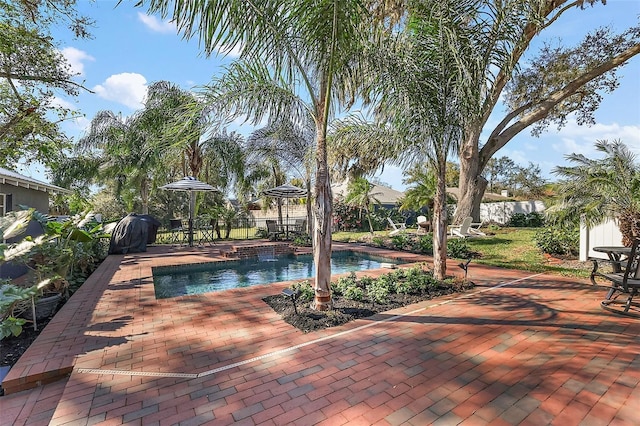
<box><xmin>432</xmin><ymin>161</ymin><xmax>448</xmax><ymax>280</ymax></box>
<box><xmin>312</xmin><ymin>126</ymin><xmax>333</xmax><ymax>311</ymax></box>
<box><xmin>140</xmin><ymin>178</ymin><xmax>150</xmax><ymax>215</ymax></box>
<box><xmin>455</xmin><ymin>132</ymin><xmax>485</xmax><ymax>223</ymax></box>
<box><xmin>306</xmin><ymin>178</ymin><xmax>313</xmax><ymax>236</ymax></box>
<box><xmin>618</xmin><ymin>210</ymin><xmax>640</xmax><ymax>247</ymax></box>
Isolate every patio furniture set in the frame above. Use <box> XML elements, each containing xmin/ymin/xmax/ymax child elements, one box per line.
<box><xmin>590</xmin><ymin>238</ymin><xmax>640</xmax><ymax>317</ymax></box>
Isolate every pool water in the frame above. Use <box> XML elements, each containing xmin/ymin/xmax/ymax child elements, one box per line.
<box><xmin>152</xmin><ymin>250</ymin><xmax>404</xmax><ymax>299</ymax></box>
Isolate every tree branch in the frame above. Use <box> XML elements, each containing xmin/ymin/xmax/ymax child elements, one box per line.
<box><xmin>0</xmin><ymin>71</ymin><xmax>94</xmax><ymax>93</ymax></box>
<box><xmin>481</xmin><ymin>42</ymin><xmax>640</xmax><ymax>161</ymax></box>
<box><xmin>480</xmin><ymin>0</ymin><xmax>581</xmax><ymax>126</ymax></box>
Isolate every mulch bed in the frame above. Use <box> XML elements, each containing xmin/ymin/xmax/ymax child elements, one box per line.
<box><xmin>263</xmin><ymin>281</ymin><xmax>475</xmax><ymax>333</ymax></box>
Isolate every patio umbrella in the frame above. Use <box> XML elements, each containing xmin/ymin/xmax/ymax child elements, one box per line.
<box><xmin>262</xmin><ymin>183</ymin><xmax>306</xmax><ymax>238</ymax></box>
<box><xmin>160</xmin><ymin>177</ymin><xmax>218</xmax><ymax>246</ymax></box>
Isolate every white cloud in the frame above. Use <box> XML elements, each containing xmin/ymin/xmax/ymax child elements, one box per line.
<box><xmin>216</xmin><ymin>44</ymin><xmax>243</xmax><ymax>58</ymax></box>
<box><xmin>92</xmin><ymin>73</ymin><xmax>148</xmax><ymax>110</ymax></box>
<box><xmin>551</xmin><ymin>121</ymin><xmax>640</xmax><ymax>157</ymax></box>
<box><xmin>51</xmin><ymin>96</ymin><xmax>75</xmax><ymax>111</ymax></box>
<box><xmin>137</xmin><ymin>12</ymin><xmax>176</xmax><ymax>34</ymax></box>
<box><xmin>60</xmin><ymin>47</ymin><xmax>94</xmax><ymax>76</ymax></box>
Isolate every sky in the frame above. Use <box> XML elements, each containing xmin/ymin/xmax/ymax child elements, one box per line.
<box><xmin>22</xmin><ymin>0</ymin><xmax>640</xmax><ymax>192</ymax></box>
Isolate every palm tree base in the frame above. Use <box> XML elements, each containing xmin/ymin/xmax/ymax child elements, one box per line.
<box><xmin>312</xmin><ymin>292</ymin><xmax>332</xmax><ymax>311</ymax></box>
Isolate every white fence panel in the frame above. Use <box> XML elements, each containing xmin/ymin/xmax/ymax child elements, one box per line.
<box><xmin>479</xmin><ymin>200</ymin><xmax>546</xmax><ymax>224</ymax></box>
<box><xmin>579</xmin><ymin>218</ymin><xmax>623</xmax><ymax>261</ymax></box>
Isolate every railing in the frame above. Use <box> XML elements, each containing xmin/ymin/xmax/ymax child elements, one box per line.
<box><xmin>154</xmin><ymin>216</ymin><xmax>308</xmax><ymax>243</ymax></box>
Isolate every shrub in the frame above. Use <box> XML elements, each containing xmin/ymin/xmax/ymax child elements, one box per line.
<box><xmin>447</xmin><ymin>238</ymin><xmax>473</xmax><ymax>258</ymax></box>
<box><xmin>367</xmin><ymin>277</ymin><xmax>391</xmax><ymax>304</ymax></box>
<box><xmin>414</xmin><ymin>235</ymin><xmax>433</xmax><ymax>255</ymax></box>
<box><xmin>371</xmin><ymin>236</ymin><xmax>386</xmax><ymax>247</ymax></box>
<box><xmin>533</xmin><ymin>225</ymin><xmax>579</xmax><ymax>256</ymax></box>
<box><xmin>332</xmin><ymin>197</ymin><xmax>366</xmax><ymax>231</ymax></box>
<box><xmin>343</xmin><ymin>284</ymin><xmax>364</xmax><ymax>301</ymax></box>
<box><xmin>390</xmin><ymin>233</ymin><xmax>412</xmax><ymax>250</ymax></box>
<box><xmin>508</xmin><ymin>212</ymin><xmax>545</xmax><ymax>227</ymax></box>
<box><xmin>291</xmin><ymin>280</ymin><xmax>314</xmax><ymax>302</ymax></box>
<box><xmin>332</xmin><ymin>272</ymin><xmax>359</xmax><ymax>296</ymax></box>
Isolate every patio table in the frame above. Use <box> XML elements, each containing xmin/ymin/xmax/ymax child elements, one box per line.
<box><xmin>591</xmin><ymin>246</ymin><xmax>631</xmax><ymax>276</ymax></box>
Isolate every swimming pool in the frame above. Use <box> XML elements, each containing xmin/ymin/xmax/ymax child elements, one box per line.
<box><xmin>152</xmin><ymin>250</ymin><xmax>405</xmax><ymax>299</ymax></box>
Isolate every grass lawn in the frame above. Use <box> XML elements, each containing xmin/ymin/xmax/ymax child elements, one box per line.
<box><xmin>333</xmin><ymin>227</ymin><xmax>591</xmax><ymax>278</ymax></box>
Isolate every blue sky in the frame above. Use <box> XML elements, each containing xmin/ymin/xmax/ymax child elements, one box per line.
<box><xmin>25</xmin><ymin>0</ymin><xmax>640</xmax><ymax>191</ymax></box>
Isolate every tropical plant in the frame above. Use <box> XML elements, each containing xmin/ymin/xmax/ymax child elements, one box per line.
<box><xmin>548</xmin><ymin>139</ymin><xmax>640</xmax><ymax>246</ymax></box>
<box><xmin>333</xmin><ymin>1</ymin><xmax>478</xmax><ymax>279</ymax></box>
<box><xmin>75</xmin><ymin>109</ymin><xmax>161</xmax><ymax>214</ymax></box>
<box><xmin>138</xmin><ymin>0</ymin><xmax>377</xmax><ymax>310</ymax></box>
<box><xmin>344</xmin><ymin>177</ymin><xmax>380</xmax><ymax>234</ymax></box>
<box><xmin>245</xmin><ymin>120</ymin><xmax>315</xmax><ymax>231</ymax></box>
<box><xmin>398</xmin><ymin>164</ymin><xmax>437</xmax><ymax>214</ymax></box>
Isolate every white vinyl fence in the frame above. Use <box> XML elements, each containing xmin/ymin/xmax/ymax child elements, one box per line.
<box><xmin>479</xmin><ymin>200</ymin><xmax>546</xmax><ymax>225</ymax></box>
<box><xmin>579</xmin><ymin>217</ymin><xmax>623</xmax><ymax>261</ymax></box>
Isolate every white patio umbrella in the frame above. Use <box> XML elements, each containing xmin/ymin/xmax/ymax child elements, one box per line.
<box><xmin>262</xmin><ymin>183</ymin><xmax>307</xmax><ymax>238</ymax></box>
<box><xmin>160</xmin><ymin>177</ymin><xmax>218</xmax><ymax>246</ymax></box>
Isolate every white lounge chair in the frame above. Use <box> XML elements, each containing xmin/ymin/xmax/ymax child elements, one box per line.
<box><xmin>448</xmin><ymin>217</ymin><xmax>486</xmax><ymax>238</ymax></box>
<box><xmin>416</xmin><ymin>215</ymin><xmax>431</xmax><ymax>235</ymax></box>
<box><xmin>387</xmin><ymin>217</ymin><xmax>407</xmax><ymax>236</ymax></box>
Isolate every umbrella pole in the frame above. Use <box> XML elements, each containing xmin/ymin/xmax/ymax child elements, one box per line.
<box><xmin>189</xmin><ymin>191</ymin><xmax>195</xmax><ymax>247</ymax></box>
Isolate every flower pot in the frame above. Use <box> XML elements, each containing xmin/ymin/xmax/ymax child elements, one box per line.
<box><xmin>22</xmin><ymin>293</ymin><xmax>62</xmax><ymax>321</ymax></box>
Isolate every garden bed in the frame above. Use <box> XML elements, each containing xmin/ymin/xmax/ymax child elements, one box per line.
<box><xmin>264</xmin><ymin>269</ymin><xmax>475</xmax><ymax>333</ymax></box>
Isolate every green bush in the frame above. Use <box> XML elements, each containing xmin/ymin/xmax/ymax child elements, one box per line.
<box><xmin>371</xmin><ymin>236</ymin><xmax>386</xmax><ymax>247</ymax></box>
<box><xmin>291</xmin><ymin>280</ymin><xmax>314</xmax><ymax>302</ymax></box>
<box><xmin>414</xmin><ymin>235</ymin><xmax>433</xmax><ymax>254</ymax></box>
<box><xmin>390</xmin><ymin>233</ymin><xmax>412</xmax><ymax>250</ymax></box>
<box><xmin>367</xmin><ymin>277</ymin><xmax>391</xmax><ymax>304</ymax></box>
<box><xmin>332</xmin><ymin>272</ymin><xmax>359</xmax><ymax>296</ymax></box>
<box><xmin>508</xmin><ymin>212</ymin><xmax>545</xmax><ymax>227</ymax></box>
<box><xmin>533</xmin><ymin>225</ymin><xmax>579</xmax><ymax>256</ymax></box>
<box><xmin>343</xmin><ymin>284</ymin><xmax>364</xmax><ymax>301</ymax></box>
<box><xmin>447</xmin><ymin>238</ymin><xmax>473</xmax><ymax>258</ymax></box>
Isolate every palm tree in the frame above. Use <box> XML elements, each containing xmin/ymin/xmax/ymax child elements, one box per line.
<box><xmin>344</xmin><ymin>177</ymin><xmax>380</xmax><ymax>234</ymax></box>
<box><xmin>139</xmin><ymin>0</ymin><xmax>374</xmax><ymax>310</ymax></box>
<box><xmin>332</xmin><ymin>1</ymin><xmax>479</xmax><ymax>279</ymax></box>
<box><xmin>76</xmin><ymin>110</ymin><xmax>160</xmax><ymax>214</ymax></box>
<box><xmin>247</xmin><ymin>120</ymin><xmax>315</xmax><ymax>232</ymax></box>
<box><xmin>142</xmin><ymin>81</ymin><xmax>247</xmax><ymax>217</ymax></box>
<box><xmin>398</xmin><ymin>164</ymin><xmax>436</xmax><ymax>211</ymax></box>
<box><xmin>549</xmin><ymin>139</ymin><xmax>640</xmax><ymax>246</ymax></box>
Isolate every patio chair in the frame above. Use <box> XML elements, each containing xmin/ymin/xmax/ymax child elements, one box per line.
<box><xmin>169</xmin><ymin>219</ymin><xmax>187</xmax><ymax>245</ymax></box>
<box><xmin>416</xmin><ymin>215</ymin><xmax>431</xmax><ymax>235</ymax></box>
<box><xmin>265</xmin><ymin>220</ymin><xmax>284</xmax><ymax>241</ymax></box>
<box><xmin>387</xmin><ymin>217</ymin><xmax>407</xmax><ymax>236</ymax></box>
<box><xmin>448</xmin><ymin>217</ymin><xmax>486</xmax><ymax>238</ymax></box>
<box><xmin>598</xmin><ymin>238</ymin><xmax>640</xmax><ymax>317</ymax></box>
<box><xmin>291</xmin><ymin>219</ymin><xmax>307</xmax><ymax>237</ymax></box>
<box><xmin>197</xmin><ymin>217</ymin><xmax>215</xmax><ymax>246</ymax></box>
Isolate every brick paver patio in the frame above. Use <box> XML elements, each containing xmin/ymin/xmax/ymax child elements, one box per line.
<box><xmin>1</xmin><ymin>241</ymin><xmax>638</xmax><ymax>425</ymax></box>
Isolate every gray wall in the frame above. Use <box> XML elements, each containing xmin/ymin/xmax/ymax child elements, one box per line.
<box><xmin>0</xmin><ymin>184</ymin><xmax>50</xmax><ymax>213</ymax></box>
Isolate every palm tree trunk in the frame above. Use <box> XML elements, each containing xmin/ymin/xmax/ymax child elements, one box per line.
<box><xmin>306</xmin><ymin>178</ymin><xmax>313</xmax><ymax>236</ymax></box>
<box><xmin>433</xmin><ymin>161</ymin><xmax>448</xmax><ymax>280</ymax></box>
<box><xmin>140</xmin><ymin>178</ymin><xmax>150</xmax><ymax>215</ymax></box>
<box><xmin>619</xmin><ymin>210</ymin><xmax>640</xmax><ymax>247</ymax></box>
<box><xmin>312</xmin><ymin>126</ymin><xmax>333</xmax><ymax>311</ymax></box>
<box><xmin>365</xmin><ymin>207</ymin><xmax>374</xmax><ymax>234</ymax></box>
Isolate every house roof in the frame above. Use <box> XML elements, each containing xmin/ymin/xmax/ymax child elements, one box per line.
<box><xmin>331</xmin><ymin>181</ymin><xmax>405</xmax><ymax>205</ymax></box>
<box><xmin>446</xmin><ymin>187</ymin><xmax>509</xmax><ymax>202</ymax></box>
<box><xmin>0</xmin><ymin>167</ymin><xmax>72</xmax><ymax>194</ymax></box>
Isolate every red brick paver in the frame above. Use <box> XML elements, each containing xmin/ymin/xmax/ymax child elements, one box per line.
<box><xmin>1</xmin><ymin>241</ymin><xmax>639</xmax><ymax>425</ymax></box>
